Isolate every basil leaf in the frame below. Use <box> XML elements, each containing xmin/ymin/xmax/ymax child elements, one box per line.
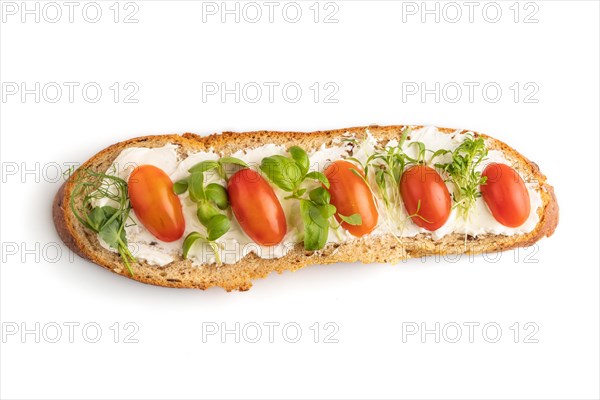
<box><xmin>260</xmin><ymin>155</ymin><xmax>302</xmax><ymax>192</ymax></box>
<box><xmin>321</xmin><ymin>204</ymin><xmax>337</xmax><ymax>219</ymax></box>
<box><xmin>189</xmin><ymin>160</ymin><xmax>219</xmax><ymax>174</ymax></box>
<box><xmin>296</xmin><ymin>188</ymin><xmax>307</xmax><ymax>197</ymax></box>
<box><xmin>300</xmin><ymin>200</ymin><xmax>329</xmax><ymax>251</ymax></box>
<box><xmin>305</xmin><ymin>171</ymin><xmax>330</xmax><ymax>188</ymax></box>
<box><xmin>173</xmin><ymin>178</ymin><xmax>189</xmax><ymax>195</ymax></box>
<box><xmin>207</xmin><ymin>214</ymin><xmax>230</xmax><ymax>241</ymax></box>
<box><xmin>289</xmin><ymin>146</ymin><xmax>309</xmax><ymax>176</ymax></box>
<box><xmin>219</xmin><ymin>157</ymin><xmax>248</xmax><ymax>168</ymax></box>
<box><xmin>339</xmin><ymin>213</ymin><xmax>362</xmax><ymax>226</ymax></box>
<box><xmin>307</xmin><ymin>203</ymin><xmax>329</xmax><ymax>229</ymax></box>
<box><xmin>183</xmin><ymin>231</ymin><xmax>205</xmax><ymax>259</ymax></box>
<box><xmin>309</xmin><ymin>187</ymin><xmax>330</xmax><ymax>206</ymax></box>
<box><xmin>188</xmin><ymin>172</ymin><xmax>205</xmax><ymax>202</ymax></box>
<box><xmin>205</xmin><ymin>183</ymin><xmax>229</xmax><ymax>210</ymax></box>
<box><xmin>197</xmin><ymin>201</ymin><xmax>220</xmax><ymax>226</ymax></box>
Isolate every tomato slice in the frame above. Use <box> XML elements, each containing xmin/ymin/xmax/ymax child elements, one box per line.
<box><xmin>128</xmin><ymin>165</ymin><xmax>185</xmax><ymax>242</ymax></box>
<box><xmin>324</xmin><ymin>160</ymin><xmax>378</xmax><ymax>237</ymax></box>
<box><xmin>228</xmin><ymin>169</ymin><xmax>287</xmax><ymax>246</ymax></box>
<box><xmin>399</xmin><ymin>165</ymin><xmax>451</xmax><ymax>231</ymax></box>
<box><xmin>481</xmin><ymin>163</ymin><xmax>530</xmax><ymax>227</ymax></box>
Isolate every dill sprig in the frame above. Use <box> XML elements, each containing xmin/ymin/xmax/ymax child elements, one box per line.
<box><xmin>69</xmin><ymin>168</ymin><xmax>136</xmax><ymax>275</ymax></box>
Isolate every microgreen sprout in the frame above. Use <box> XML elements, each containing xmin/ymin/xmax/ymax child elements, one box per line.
<box><xmin>176</xmin><ymin>157</ymin><xmax>248</xmax><ymax>265</ymax></box>
<box><xmin>69</xmin><ymin>168</ymin><xmax>136</xmax><ymax>275</ymax></box>
<box><xmin>432</xmin><ymin>134</ymin><xmax>488</xmax><ymax>221</ymax></box>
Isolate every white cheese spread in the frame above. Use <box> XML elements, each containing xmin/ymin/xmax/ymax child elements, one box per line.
<box><xmin>94</xmin><ymin>127</ymin><xmax>543</xmax><ymax>266</ymax></box>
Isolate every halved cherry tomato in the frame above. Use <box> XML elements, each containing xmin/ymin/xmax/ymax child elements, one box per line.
<box><xmin>228</xmin><ymin>169</ymin><xmax>287</xmax><ymax>246</ymax></box>
<box><xmin>128</xmin><ymin>165</ymin><xmax>185</xmax><ymax>242</ymax></box>
<box><xmin>399</xmin><ymin>165</ymin><xmax>451</xmax><ymax>231</ymax></box>
<box><xmin>481</xmin><ymin>163</ymin><xmax>530</xmax><ymax>227</ymax></box>
<box><xmin>324</xmin><ymin>160</ymin><xmax>378</xmax><ymax>237</ymax></box>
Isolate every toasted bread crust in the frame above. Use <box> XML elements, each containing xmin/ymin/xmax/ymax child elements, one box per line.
<box><xmin>52</xmin><ymin>125</ymin><xmax>558</xmax><ymax>291</ymax></box>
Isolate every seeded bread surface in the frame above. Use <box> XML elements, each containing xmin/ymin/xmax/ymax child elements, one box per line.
<box><xmin>53</xmin><ymin>125</ymin><xmax>559</xmax><ymax>291</ymax></box>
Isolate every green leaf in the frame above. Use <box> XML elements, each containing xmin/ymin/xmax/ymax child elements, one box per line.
<box><xmin>305</xmin><ymin>171</ymin><xmax>330</xmax><ymax>188</ymax></box>
<box><xmin>88</xmin><ymin>207</ymin><xmax>107</xmax><ymax>231</ymax></box>
<box><xmin>189</xmin><ymin>160</ymin><xmax>219</xmax><ymax>174</ymax></box>
<box><xmin>375</xmin><ymin>168</ymin><xmax>386</xmax><ymax>187</ymax></box>
<box><xmin>68</xmin><ymin>168</ymin><xmax>136</xmax><ymax>275</ymax></box>
<box><xmin>399</xmin><ymin>127</ymin><xmax>412</xmax><ymax>147</ymax></box>
<box><xmin>197</xmin><ymin>201</ymin><xmax>220</xmax><ymax>226</ymax></box>
<box><xmin>408</xmin><ymin>141</ymin><xmax>426</xmax><ymax>162</ymax></box>
<box><xmin>219</xmin><ymin>157</ymin><xmax>248</xmax><ymax>168</ymax></box>
<box><xmin>300</xmin><ymin>200</ymin><xmax>329</xmax><ymax>251</ymax></box>
<box><xmin>430</xmin><ymin>149</ymin><xmax>451</xmax><ymax>163</ymax></box>
<box><xmin>345</xmin><ymin>157</ymin><xmax>365</xmax><ymax>170</ymax></box>
<box><xmin>349</xmin><ymin>168</ymin><xmax>370</xmax><ymax>187</ymax></box>
<box><xmin>309</xmin><ymin>187</ymin><xmax>330</xmax><ymax>206</ymax></box>
<box><xmin>339</xmin><ymin>213</ymin><xmax>362</xmax><ymax>226</ymax></box>
<box><xmin>182</xmin><ymin>232</ymin><xmax>205</xmax><ymax>259</ymax></box>
<box><xmin>260</xmin><ymin>155</ymin><xmax>303</xmax><ymax>192</ymax></box>
<box><xmin>207</xmin><ymin>214</ymin><xmax>230</xmax><ymax>241</ymax></box>
<box><xmin>289</xmin><ymin>146</ymin><xmax>309</xmax><ymax>176</ymax></box>
<box><xmin>205</xmin><ymin>183</ymin><xmax>229</xmax><ymax>210</ymax></box>
<box><xmin>97</xmin><ymin>206</ymin><xmax>120</xmax><ymax>227</ymax></box>
<box><xmin>188</xmin><ymin>172</ymin><xmax>205</xmax><ymax>202</ymax></box>
<box><xmin>98</xmin><ymin>218</ymin><xmax>122</xmax><ymax>249</ymax></box>
<box><xmin>308</xmin><ymin>204</ymin><xmax>330</xmax><ymax>229</ymax></box>
<box><xmin>321</xmin><ymin>204</ymin><xmax>337</xmax><ymax>220</ymax></box>
<box><xmin>349</xmin><ymin>168</ymin><xmax>363</xmax><ymax>178</ymax></box>
<box><xmin>173</xmin><ymin>178</ymin><xmax>189</xmax><ymax>195</ymax></box>
<box><xmin>296</xmin><ymin>188</ymin><xmax>307</xmax><ymax>197</ymax></box>
<box><xmin>434</xmin><ymin>134</ymin><xmax>488</xmax><ymax>220</ymax></box>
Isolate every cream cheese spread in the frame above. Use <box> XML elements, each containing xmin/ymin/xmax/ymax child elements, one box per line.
<box><xmin>94</xmin><ymin>127</ymin><xmax>543</xmax><ymax>266</ymax></box>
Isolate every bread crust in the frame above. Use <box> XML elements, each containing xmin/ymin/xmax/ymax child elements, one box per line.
<box><xmin>52</xmin><ymin>125</ymin><xmax>559</xmax><ymax>291</ymax></box>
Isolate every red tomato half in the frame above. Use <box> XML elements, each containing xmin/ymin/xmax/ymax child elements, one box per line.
<box><xmin>324</xmin><ymin>160</ymin><xmax>378</xmax><ymax>237</ymax></box>
<box><xmin>228</xmin><ymin>169</ymin><xmax>287</xmax><ymax>246</ymax></box>
<box><xmin>481</xmin><ymin>163</ymin><xmax>530</xmax><ymax>227</ymax></box>
<box><xmin>128</xmin><ymin>165</ymin><xmax>185</xmax><ymax>242</ymax></box>
<box><xmin>399</xmin><ymin>165</ymin><xmax>451</xmax><ymax>231</ymax></box>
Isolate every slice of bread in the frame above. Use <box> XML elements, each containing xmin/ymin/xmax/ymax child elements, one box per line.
<box><xmin>53</xmin><ymin>125</ymin><xmax>559</xmax><ymax>291</ymax></box>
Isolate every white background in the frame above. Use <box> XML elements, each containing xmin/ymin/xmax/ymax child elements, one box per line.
<box><xmin>1</xmin><ymin>1</ymin><xmax>599</xmax><ymax>399</ymax></box>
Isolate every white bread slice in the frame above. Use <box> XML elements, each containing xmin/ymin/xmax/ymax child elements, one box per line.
<box><xmin>53</xmin><ymin>125</ymin><xmax>559</xmax><ymax>291</ymax></box>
